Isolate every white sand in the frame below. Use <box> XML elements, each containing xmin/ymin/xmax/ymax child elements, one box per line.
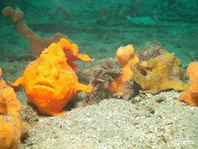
<box><xmin>23</xmin><ymin>91</ymin><xmax>198</xmax><ymax>149</ymax></box>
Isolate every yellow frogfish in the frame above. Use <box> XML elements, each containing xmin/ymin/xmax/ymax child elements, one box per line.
<box><xmin>11</xmin><ymin>39</ymin><xmax>93</xmax><ymax>116</ymax></box>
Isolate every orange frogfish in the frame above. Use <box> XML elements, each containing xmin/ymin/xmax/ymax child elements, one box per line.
<box><xmin>179</xmin><ymin>62</ymin><xmax>198</xmax><ymax>107</ymax></box>
<box><xmin>11</xmin><ymin>39</ymin><xmax>93</xmax><ymax>116</ymax></box>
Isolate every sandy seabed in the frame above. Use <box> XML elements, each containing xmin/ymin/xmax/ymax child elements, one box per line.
<box><xmin>22</xmin><ymin>91</ymin><xmax>198</xmax><ymax>149</ymax></box>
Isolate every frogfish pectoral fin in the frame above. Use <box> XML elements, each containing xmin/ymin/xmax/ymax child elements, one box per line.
<box><xmin>38</xmin><ymin>107</ymin><xmax>67</xmax><ymax>116</ymax></box>
<box><xmin>76</xmin><ymin>83</ymin><xmax>93</xmax><ymax>93</ymax></box>
<box><xmin>76</xmin><ymin>54</ymin><xmax>92</xmax><ymax>62</ymax></box>
<box><xmin>50</xmin><ymin>111</ymin><xmax>67</xmax><ymax>116</ymax></box>
<box><xmin>8</xmin><ymin>77</ymin><xmax>24</xmax><ymax>90</ymax></box>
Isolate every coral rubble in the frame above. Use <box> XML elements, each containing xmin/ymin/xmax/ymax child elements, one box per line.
<box><xmin>136</xmin><ymin>41</ymin><xmax>164</xmax><ymax>61</ymax></box>
<box><xmin>77</xmin><ymin>58</ymin><xmax>121</xmax><ymax>107</ymax></box>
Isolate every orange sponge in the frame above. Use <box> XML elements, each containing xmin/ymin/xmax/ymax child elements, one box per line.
<box><xmin>108</xmin><ymin>44</ymin><xmax>139</xmax><ymax>94</ymax></box>
<box><xmin>0</xmin><ymin>68</ymin><xmax>6</xmax><ymax>89</ymax></box>
<box><xmin>179</xmin><ymin>62</ymin><xmax>198</xmax><ymax>107</ymax></box>
<box><xmin>2</xmin><ymin>6</ymin><xmax>66</xmax><ymax>56</ymax></box>
<box><xmin>0</xmin><ymin>67</ymin><xmax>28</xmax><ymax>149</ymax></box>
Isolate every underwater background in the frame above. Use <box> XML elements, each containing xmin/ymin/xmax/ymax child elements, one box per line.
<box><xmin>0</xmin><ymin>0</ymin><xmax>198</xmax><ymax>148</ymax></box>
<box><xmin>1</xmin><ymin>0</ymin><xmax>198</xmax><ymax>64</ymax></box>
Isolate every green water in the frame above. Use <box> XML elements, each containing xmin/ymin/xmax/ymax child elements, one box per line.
<box><xmin>0</xmin><ymin>0</ymin><xmax>197</xmax><ymax>63</ymax></box>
